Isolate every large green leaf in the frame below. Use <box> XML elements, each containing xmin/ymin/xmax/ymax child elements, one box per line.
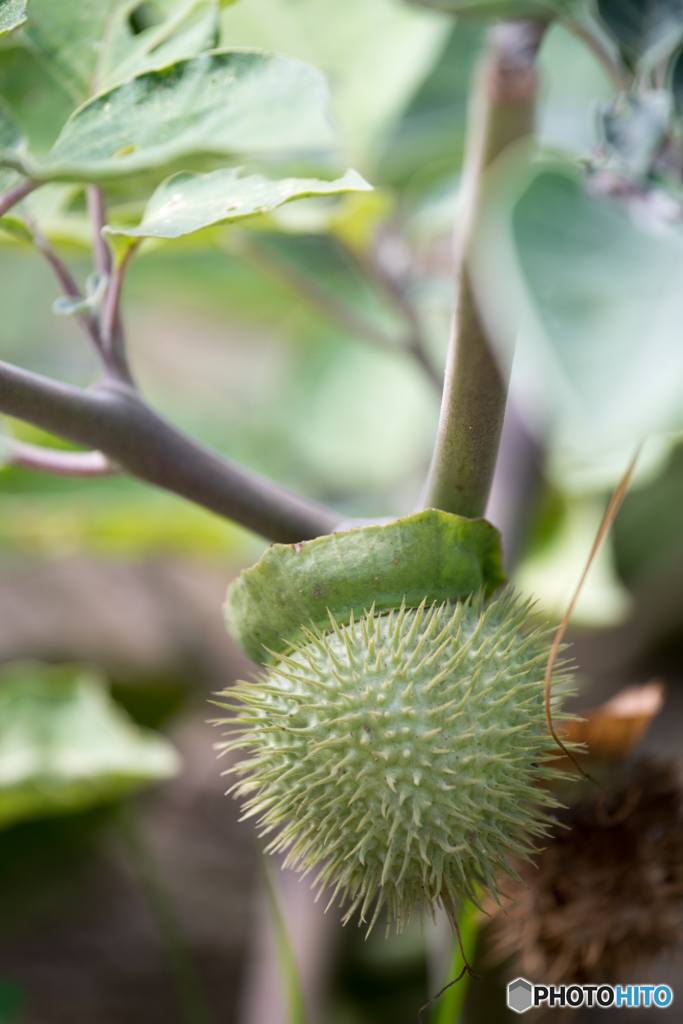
<box><xmin>0</xmin><ymin>661</ymin><xmax>180</xmax><ymax>830</ymax></box>
<box><xmin>225</xmin><ymin>509</ymin><xmax>504</xmax><ymax>664</ymax></box>
<box><xmin>8</xmin><ymin>49</ymin><xmax>337</xmax><ymax>183</ymax></box>
<box><xmin>377</xmin><ymin>20</ymin><xmax>482</xmax><ymax>188</ymax></box>
<box><xmin>21</xmin><ymin>0</ymin><xmax>111</xmax><ymax>104</ymax></box>
<box><xmin>0</xmin><ymin>0</ymin><xmax>27</xmax><ymax>38</ymax></box>
<box><xmin>105</xmin><ymin>167</ymin><xmax>371</xmax><ymax>241</ymax></box>
<box><xmin>99</xmin><ymin>0</ymin><xmax>221</xmax><ymax>93</ymax></box>
<box><xmin>21</xmin><ymin>0</ymin><xmax>221</xmax><ymax>105</ymax></box>
<box><xmin>470</xmin><ymin>154</ymin><xmax>683</xmax><ymax>485</ymax></box>
<box><xmin>220</xmin><ymin>0</ymin><xmax>449</xmax><ymax>173</ymax></box>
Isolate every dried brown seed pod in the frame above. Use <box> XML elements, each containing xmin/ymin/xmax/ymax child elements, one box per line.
<box><xmin>487</xmin><ymin>759</ymin><xmax>683</xmax><ymax>984</ymax></box>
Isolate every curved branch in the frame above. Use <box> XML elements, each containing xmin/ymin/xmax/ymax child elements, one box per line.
<box><xmin>0</xmin><ymin>360</ymin><xmax>342</xmax><ymax>542</ymax></box>
<box><xmin>100</xmin><ymin>243</ymin><xmax>137</xmax><ymax>386</ymax></box>
<box><xmin>29</xmin><ymin>223</ymin><xmax>104</xmax><ymax>357</ymax></box>
<box><xmin>6</xmin><ymin>440</ymin><xmax>115</xmax><ymax>476</ymax></box>
<box><xmin>0</xmin><ymin>178</ymin><xmax>40</xmax><ymax>219</ymax></box>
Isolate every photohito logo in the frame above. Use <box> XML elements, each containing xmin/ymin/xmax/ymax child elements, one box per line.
<box><xmin>507</xmin><ymin>978</ymin><xmax>674</xmax><ymax>1013</ymax></box>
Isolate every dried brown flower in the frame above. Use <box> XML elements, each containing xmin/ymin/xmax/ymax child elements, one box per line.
<box><xmin>487</xmin><ymin>760</ymin><xmax>683</xmax><ymax>984</ymax></box>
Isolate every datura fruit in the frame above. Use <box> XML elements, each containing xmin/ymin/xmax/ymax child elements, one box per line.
<box><xmin>217</xmin><ymin>509</ymin><xmax>570</xmax><ymax>931</ymax></box>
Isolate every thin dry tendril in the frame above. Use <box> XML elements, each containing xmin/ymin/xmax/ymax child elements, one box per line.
<box><xmin>544</xmin><ymin>445</ymin><xmax>642</xmax><ymax>784</ymax></box>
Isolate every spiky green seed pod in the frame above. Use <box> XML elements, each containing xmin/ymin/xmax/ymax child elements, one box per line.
<box><xmin>218</xmin><ymin>511</ymin><xmax>570</xmax><ymax>931</ymax></box>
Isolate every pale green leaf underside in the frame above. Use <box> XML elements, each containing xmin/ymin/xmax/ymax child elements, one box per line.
<box><xmin>14</xmin><ymin>49</ymin><xmax>337</xmax><ymax>183</ymax></box>
<box><xmin>470</xmin><ymin>157</ymin><xmax>683</xmax><ymax>472</ymax></box>
<box><xmin>225</xmin><ymin>509</ymin><xmax>505</xmax><ymax>664</ymax></box>
<box><xmin>0</xmin><ymin>0</ymin><xmax>27</xmax><ymax>37</ymax></box>
<box><xmin>106</xmin><ymin>168</ymin><xmax>372</xmax><ymax>240</ymax></box>
<box><xmin>0</xmin><ymin>662</ymin><xmax>180</xmax><ymax>829</ymax></box>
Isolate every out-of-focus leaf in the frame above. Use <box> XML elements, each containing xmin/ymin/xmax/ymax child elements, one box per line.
<box><xmin>14</xmin><ymin>50</ymin><xmax>337</xmax><ymax>183</ymax></box>
<box><xmin>0</xmin><ymin>99</ymin><xmax>25</xmax><ymax>161</ymax></box>
<box><xmin>98</xmin><ymin>0</ymin><xmax>221</xmax><ymax>93</ymax></box>
<box><xmin>0</xmin><ymin>214</ymin><xmax>32</xmax><ymax>243</ymax></box>
<box><xmin>20</xmin><ymin>0</ymin><xmax>112</xmax><ymax>104</ymax></box>
<box><xmin>220</xmin><ymin>0</ymin><xmax>449</xmax><ymax>172</ymax></box>
<box><xmin>0</xmin><ymin>100</ymin><xmax>25</xmax><ymax>194</ymax></box>
<box><xmin>669</xmin><ymin>43</ymin><xmax>683</xmax><ymax>115</ymax></box>
<box><xmin>377</xmin><ymin>21</ymin><xmax>481</xmax><ymax>189</ymax></box>
<box><xmin>0</xmin><ymin>662</ymin><xmax>180</xmax><ymax>830</ymax></box>
<box><xmin>234</xmin><ymin>230</ymin><xmax>405</xmax><ymax>343</ymax></box>
<box><xmin>470</xmin><ymin>154</ymin><xmax>683</xmax><ymax>480</ymax></box>
<box><xmin>21</xmin><ymin>0</ymin><xmax>220</xmax><ymax>105</ymax></box>
<box><xmin>0</xmin><ymin>980</ymin><xmax>26</xmax><ymax>1024</ymax></box>
<box><xmin>105</xmin><ymin>167</ymin><xmax>371</xmax><ymax>240</ymax></box>
<box><xmin>0</xmin><ymin>0</ymin><xmax>27</xmax><ymax>38</ymax></box>
<box><xmin>596</xmin><ymin>0</ymin><xmax>683</xmax><ymax>64</ymax></box>
<box><xmin>0</xmin><ymin>47</ymin><xmax>74</xmax><ymax>159</ymax></box>
<box><xmin>404</xmin><ymin>0</ymin><xmax>558</xmax><ymax>18</ymax></box>
<box><xmin>597</xmin><ymin>91</ymin><xmax>671</xmax><ymax>175</ymax></box>
<box><xmin>514</xmin><ymin>493</ymin><xmax>633</xmax><ymax>625</ymax></box>
<box><xmin>0</xmin><ymin>480</ymin><xmax>257</xmax><ymax>560</ymax></box>
<box><xmin>52</xmin><ymin>272</ymin><xmax>108</xmax><ymax>316</ymax></box>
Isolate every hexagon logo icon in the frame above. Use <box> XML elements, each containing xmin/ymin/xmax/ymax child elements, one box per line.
<box><xmin>507</xmin><ymin>978</ymin><xmax>533</xmax><ymax>1013</ymax></box>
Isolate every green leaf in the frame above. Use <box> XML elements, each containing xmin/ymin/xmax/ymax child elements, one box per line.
<box><xmin>0</xmin><ymin>0</ymin><xmax>27</xmax><ymax>38</ymax></box>
<box><xmin>470</xmin><ymin>155</ymin><xmax>683</xmax><ymax>483</ymax></box>
<box><xmin>0</xmin><ymin>214</ymin><xmax>33</xmax><ymax>243</ymax></box>
<box><xmin>221</xmin><ymin>0</ymin><xmax>450</xmax><ymax>172</ymax></box>
<box><xmin>224</xmin><ymin>509</ymin><xmax>505</xmax><ymax>664</ymax></box>
<box><xmin>52</xmin><ymin>272</ymin><xmax>108</xmax><ymax>315</ymax></box>
<box><xmin>596</xmin><ymin>0</ymin><xmax>683</xmax><ymax>64</ymax></box>
<box><xmin>20</xmin><ymin>49</ymin><xmax>337</xmax><ymax>183</ymax></box>
<box><xmin>377</xmin><ymin>20</ymin><xmax>482</xmax><ymax>189</ymax></box>
<box><xmin>104</xmin><ymin>167</ymin><xmax>371</xmax><ymax>240</ymax></box>
<box><xmin>0</xmin><ymin>98</ymin><xmax>25</xmax><ymax>158</ymax></box>
<box><xmin>0</xmin><ymin>100</ymin><xmax>26</xmax><ymax>193</ymax></box>
<box><xmin>404</xmin><ymin>0</ymin><xmax>559</xmax><ymax>19</ymax></box>
<box><xmin>21</xmin><ymin>0</ymin><xmax>111</xmax><ymax>104</ymax></box>
<box><xmin>21</xmin><ymin>0</ymin><xmax>221</xmax><ymax>105</ymax></box>
<box><xmin>0</xmin><ymin>661</ymin><xmax>180</xmax><ymax>829</ymax></box>
<box><xmin>98</xmin><ymin>0</ymin><xmax>221</xmax><ymax>93</ymax></box>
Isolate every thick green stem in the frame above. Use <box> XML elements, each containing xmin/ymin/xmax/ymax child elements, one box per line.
<box><xmin>421</xmin><ymin>21</ymin><xmax>546</xmax><ymax>519</ymax></box>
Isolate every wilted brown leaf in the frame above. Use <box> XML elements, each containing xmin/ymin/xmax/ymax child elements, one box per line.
<box><xmin>558</xmin><ymin>680</ymin><xmax>665</xmax><ymax>761</ymax></box>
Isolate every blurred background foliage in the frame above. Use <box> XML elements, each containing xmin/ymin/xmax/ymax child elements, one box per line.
<box><xmin>1</xmin><ymin>0</ymin><xmax>683</xmax><ymax>1022</ymax></box>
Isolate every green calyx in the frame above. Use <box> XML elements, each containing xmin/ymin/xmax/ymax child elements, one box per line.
<box><xmin>217</xmin><ymin>589</ymin><xmax>571</xmax><ymax>932</ymax></box>
<box><xmin>224</xmin><ymin>509</ymin><xmax>505</xmax><ymax>665</ymax></box>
